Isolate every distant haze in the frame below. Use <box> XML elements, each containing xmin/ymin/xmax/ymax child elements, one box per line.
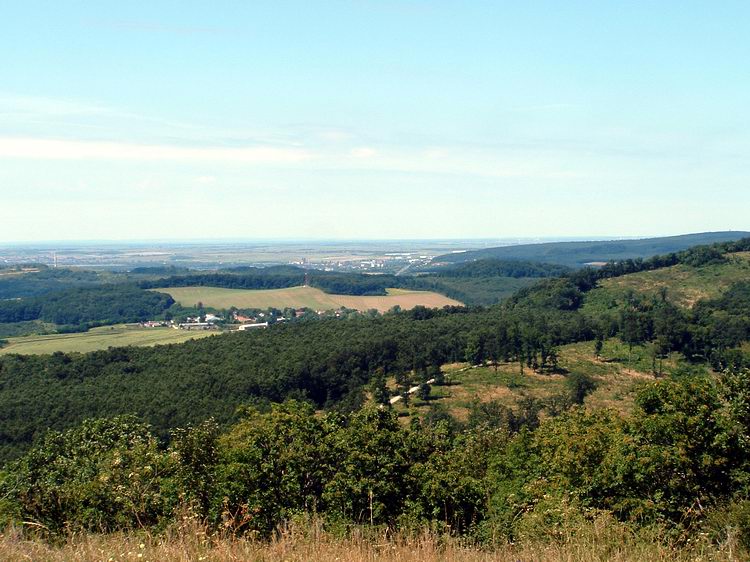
<box><xmin>2</xmin><ymin>2</ymin><xmax>749</xmax><ymax>241</ymax></box>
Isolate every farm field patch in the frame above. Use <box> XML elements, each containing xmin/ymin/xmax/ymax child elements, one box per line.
<box><xmin>156</xmin><ymin>285</ymin><xmax>462</xmax><ymax>312</ymax></box>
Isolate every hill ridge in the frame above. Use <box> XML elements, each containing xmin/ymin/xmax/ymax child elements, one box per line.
<box><xmin>434</xmin><ymin>231</ymin><xmax>750</xmax><ymax>267</ymax></box>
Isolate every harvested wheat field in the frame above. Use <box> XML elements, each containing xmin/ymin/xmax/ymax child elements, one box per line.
<box><xmin>156</xmin><ymin>286</ymin><xmax>462</xmax><ymax>313</ymax></box>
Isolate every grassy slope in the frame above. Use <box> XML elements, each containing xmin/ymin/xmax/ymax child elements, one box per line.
<box><xmin>398</xmin><ymin>253</ymin><xmax>743</xmax><ymax>421</ymax></box>
<box><xmin>0</xmin><ymin>320</ymin><xmax>58</xmax><ymax>338</ymax></box>
<box><xmin>583</xmin><ymin>251</ymin><xmax>750</xmax><ymax>312</ymax></box>
<box><xmin>398</xmin><ymin>338</ymin><xmax>694</xmax><ymax>421</ymax></box>
<box><xmin>0</xmin><ymin>324</ymin><xmax>217</xmax><ymax>355</ymax></box>
<box><xmin>156</xmin><ymin>285</ymin><xmax>462</xmax><ymax>312</ymax></box>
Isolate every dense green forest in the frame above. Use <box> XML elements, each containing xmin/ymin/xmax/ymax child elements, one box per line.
<box><xmin>0</xmin><ymin>285</ymin><xmax>174</xmax><ymax>330</ymax></box>
<box><xmin>0</xmin><ymin>267</ymin><xmax>103</xmax><ymax>299</ymax></box>
<box><xmin>428</xmin><ymin>258</ymin><xmax>571</xmax><ymax>278</ymax></box>
<box><xmin>141</xmin><ymin>266</ymin><xmax>431</xmax><ymax>296</ymax></box>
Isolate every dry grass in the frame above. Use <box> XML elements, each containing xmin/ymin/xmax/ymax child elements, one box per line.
<box><xmin>0</xmin><ymin>517</ymin><xmax>741</xmax><ymax>562</ymax></box>
<box><xmin>333</xmin><ymin>290</ymin><xmax>462</xmax><ymax>312</ymax></box>
<box><xmin>583</xmin><ymin>252</ymin><xmax>750</xmax><ymax>311</ymax></box>
<box><xmin>156</xmin><ymin>286</ymin><xmax>462</xmax><ymax>313</ymax></box>
<box><xmin>399</xmin><ymin>338</ymin><xmax>690</xmax><ymax>421</ymax></box>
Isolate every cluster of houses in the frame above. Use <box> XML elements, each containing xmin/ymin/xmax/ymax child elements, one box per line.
<box><xmin>140</xmin><ymin>307</ymin><xmax>347</xmax><ymax>333</ymax></box>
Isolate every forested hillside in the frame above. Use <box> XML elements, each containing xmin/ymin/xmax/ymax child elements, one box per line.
<box><xmin>142</xmin><ymin>261</ymin><xmax>564</xmax><ymax>306</ymax></box>
<box><xmin>0</xmin><ymin>304</ymin><xmax>591</xmax><ymax>462</ymax></box>
<box><xmin>0</xmin><ymin>266</ymin><xmax>103</xmax><ymax>299</ymax></box>
<box><xmin>435</xmin><ymin>231</ymin><xmax>750</xmax><ymax>267</ymax></box>
<box><xmin>0</xmin><ymin>285</ymin><xmax>174</xmax><ymax>331</ymax></box>
<box><xmin>1</xmin><ymin>238</ymin><xmax>750</xmax><ymax>462</ymax></box>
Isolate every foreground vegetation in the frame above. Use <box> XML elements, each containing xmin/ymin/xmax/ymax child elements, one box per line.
<box><xmin>0</xmin><ymin>517</ymin><xmax>742</xmax><ymax>561</ymax></box>
<box><xmin>1</xmin><ymin>369</ymin><xmax>749</xmax><ymax>555</ymax></box>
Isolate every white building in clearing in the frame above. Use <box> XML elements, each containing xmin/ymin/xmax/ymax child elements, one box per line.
<box><xmin>176</xmin><ymin>322</ymin><xmax>216</xmax><ymax>330</ymax></box>
<box><xmin>237</xmin><ymin>322</ymin><xmax>269</xmax><ymax>331</ymax></box>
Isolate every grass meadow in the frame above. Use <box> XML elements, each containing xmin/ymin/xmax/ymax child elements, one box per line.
<box><xmin>583</xmin><ymin>251</ymin><xmax>750</xmax><ymax>312</ymax></box>
<box><xmin>0</xmin><ymin>325</ymin><xmax>217</xmax><ymax>355</ymax></box>
<box><xmin>399</xmin><ymin>338</ymin><xmax>694</xmax><ymax>420</ymax></box>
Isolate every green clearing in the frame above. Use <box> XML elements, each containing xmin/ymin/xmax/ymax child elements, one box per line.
<box><xmin>0</xmin><ymin>325</ymin><xmax>217</xmax><ymax>355</ymax></box>
<box><xmin>583</xmin><ymin>252</ymin><xmax>750</xmax><ymax>312</ymax></box>
<box><xmin>156</xmin><ymin>285</ymin><xmax>462</xmax><ymax>312</ymax></box>
<box><xmin>396</xmin><ymin>338</ymin><xmax>697</xmax><ymax>421</ymax></box>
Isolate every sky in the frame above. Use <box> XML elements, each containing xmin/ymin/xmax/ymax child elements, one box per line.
<box><xmin>1</xmin><ymin>1</ymin><xmax>749</xmax><ymax>242</ymax></box>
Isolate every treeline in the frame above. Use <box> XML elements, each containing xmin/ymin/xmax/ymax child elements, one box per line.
<box><xmin>0</xmin><ymin>267</ymin><xmax>103</xmax><ymax>299</ymax></box>
<box><xmin>0</xmin><ymin>285</ymin><xmax>174</xmax><ymax>330</ymax></box>
<box><xmin>434</xmin><ymin>258</ymin><xmax>571</xmax><ymax>278</ymax></box>
<box><xmin>564</xmin><ymin>236</ymin><xmax>750</xmax><ymax>291</ymax></box>
<box><xmin>2</xmin><ymin>370</ymin><xmax>749</xmax><ymax>550</ymax></box>
<box><xmin>138</xmin><ymin>263</ymin><xmax>552</xmax><ymax>305</ymax></box>
<box><xmin>141</xmin><ymin>271</ymin><xmax>305</xmax><ymax>291</ymax></box>
<box><xmin>415</xmin><ymin>276</ymin><xmax>537</xmax><ymax>306</ymax></box>
<box><xmin>129</xmin><ymin>266</ymin><xmax>189</xmax><ymax>275</ymax></box>
<box><xmin>140</xmin><ymin>266</ymin><xmax>435</xmax><ymax>296</ymax></box>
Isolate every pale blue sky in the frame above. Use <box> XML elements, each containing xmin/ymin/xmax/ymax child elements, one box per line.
<box><xmin>1</xmin><ymin>1</ymin><xmax>748</xmax><ymax>241</ymax></box>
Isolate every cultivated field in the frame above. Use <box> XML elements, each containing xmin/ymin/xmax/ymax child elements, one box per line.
<box><xmin>156</xmin><ymin>286</ymin><xmax>462</xmax><ymax>312</ymax></box>
<box><xmin>0</xmin><ymin>325</ymin><xmax>217</xmax><ymax>355</ymax></box>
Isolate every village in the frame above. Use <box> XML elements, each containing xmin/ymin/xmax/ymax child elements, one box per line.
<box><xmin>139</xmin><ymin>306</ymin><xmax>349</xmax><ymax>332</ymax></box>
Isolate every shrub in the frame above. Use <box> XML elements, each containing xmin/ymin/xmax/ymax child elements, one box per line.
<box><xmin>0</xmin><ymin>416</ymin><xmax>177</xmax><ymax>533</ymax></box>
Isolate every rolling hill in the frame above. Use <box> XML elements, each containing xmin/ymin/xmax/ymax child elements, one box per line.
<box><xmin>433</xmin><ymin>231</ymin><xmax>750</xmax><ymax>267</ymax></box>
<box><xmin>583</xmin><ymin>251</ymin><xmax>750</xmax><ymax>312</ymax></box>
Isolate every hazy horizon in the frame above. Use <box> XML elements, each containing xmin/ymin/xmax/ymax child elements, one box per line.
<box><xmin>3</xmin><ymin>230</ymin><xmax>749</xmax><ymax>249</ymax></box>
<box><xmin>3</xmin><ymin>2</ymin><xmax>749</xmax><ymax>241</ymax></box>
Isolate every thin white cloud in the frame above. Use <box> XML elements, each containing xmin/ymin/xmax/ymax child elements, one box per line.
<box><xmin>0</xmin><ymin>94</ymin><xmax>110</xmax><ymax>117</ymax></box>
<box><xmin>0</xmin><ymin>138</ymin><xmax>312</xmax><ymax>163</ymax></box>
<box><xmin>350</xmin><ymin>147</ymin><xmax>377</xmax><ymax>158</ymax></box>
